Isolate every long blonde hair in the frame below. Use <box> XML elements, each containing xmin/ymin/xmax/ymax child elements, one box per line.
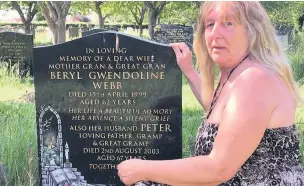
<box><xmin>193</xmin><ymin>1</ymin><xmax>303</xmax><ymax>111</ymax></box>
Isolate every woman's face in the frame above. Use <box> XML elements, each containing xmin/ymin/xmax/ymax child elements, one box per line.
<box><xmin>204</xmin><ymin>4</ymin><xmax>249</xmax><ymax>66</ymax></box>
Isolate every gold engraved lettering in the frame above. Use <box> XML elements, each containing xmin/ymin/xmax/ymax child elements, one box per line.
<box><xmin>89</xmin><ymin>164</ymin><xmax>116</xmax><ymax>169</ymax></box>
<box><xmin>140</xmin><ymin>124</ymin><xmax>171</xmax><ymax>132</ymax></box>
<box><xmin>92</xmin><ymin>81</ymin><xmax>122</xmax><ymax>89</ymax></box>
<box><xmin>50</xmin><ymin>71</ymin><xmax>82</xmax><ymax>80</ymax></box>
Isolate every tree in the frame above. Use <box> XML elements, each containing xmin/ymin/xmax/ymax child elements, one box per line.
<box><xmin>71</xmin><ymin>1</ymin><xmax>112</xmax><ymax>28</ymax></box>
<box><xmin>38</xmin><ymin>1</ymin><xmax>71</xmax><ymax>44</ymax></box>
<box><xmin>129</xmin><ymin>2</ymin><xmax>147</xmax><ymax>36</ymax></box>
<box><xmin>0</xmin><ymin>1</ymin><xmax>38</xmax><ymax>34</ymax></box>
<box><xmin>262</xmin><ymin>2</ymin><xmax>295</xmax><ymax>26</ymax></box>
<box><xmin>291</xmin><ymin>2</ymin><xmax>304</xmax><ymax>31</ymax></box>
<box><xmin>262</xmin><ymin>2</ymin><xmax>304</xmax><ymax>30</ymax></box>
<box><xmin>161</xmin><ymin>2</ymin><xmax>199</xmax><ymax>26</ymax></box>
<box><xmin>144</xmin><ymin>1</ymin><xmax>167</xmax><ymax>39</ymax></box>
<box><xmin>95</xmin><ymin>1</ymin><xmax>111</xmax><ymax>28</ymax></box>
<box><xmin>123</xmin><ymin>2</ymin><xmax>147</xmax><ymax>36</ymax></box>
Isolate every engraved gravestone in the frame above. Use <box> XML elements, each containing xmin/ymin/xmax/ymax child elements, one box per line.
<box><xmin>34</xmin><ymin>31</ymin><xmax>182</xmax><ymax>186</ymax></box>
<box><xmin>0</xmin><ymin>32</ymin><xmax>33</xmax><ymax>76</ymax></box>
<box><xmin>153</xmin><ymin>24</ymin><xmax>193</xmax><ymax>50</ymax></box>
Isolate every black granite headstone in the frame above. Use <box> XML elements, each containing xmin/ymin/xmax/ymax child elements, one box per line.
<box><xmin>34</xmin><ymin>31</ymin><xmax>182</xmax><ymax>186</ymax></box>
<box><xmin>0</xmin><ymin>32</ymin><xmax>33</xmax><ymax>76</ymax></box>
<box><xmin>82</xmin><ymin>28</ymin><xmax>119</xmax><ymax>37</ymax></box>
<box><xmin>153</xmin><ymin>24</ymin><xmax>193</xmax><ymax>50</ymax></box>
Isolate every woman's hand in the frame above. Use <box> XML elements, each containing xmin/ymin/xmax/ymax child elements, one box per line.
<box><xmin>117</xmin><ymin>159</ymin><xmax>147</xmax><ymax>185</ymax></box>
<box><xmin>170</xmin><ymin>42</ymin><xmax>193</xmax><ymax>74</ymax></box>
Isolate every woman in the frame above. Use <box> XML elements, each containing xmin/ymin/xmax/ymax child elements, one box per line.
<box><xmin>117</xmin><ymin>2</ymin><xmax>304</xmax><ymax>185</ymax></box>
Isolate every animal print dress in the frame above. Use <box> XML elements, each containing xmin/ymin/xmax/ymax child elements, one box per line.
<box><xmin>135</xmin><ymin>121</ymin><xmax>304</xmax><ymax>186</ymax></box>
<box><xmin>195</xmin><ymin>121</ymin><xmax>304</xmax><ymax>186</ymax></box>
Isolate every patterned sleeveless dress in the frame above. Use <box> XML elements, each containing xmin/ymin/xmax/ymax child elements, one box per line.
<box><xmin>195</xmin><ymin>120</ymin><xmax>304</xmax><ymax>186</ymax></box>
<box><xmin>135</xmin><ymin>121</ymin><xmax>304</xmax><ymax>186</ymax></box>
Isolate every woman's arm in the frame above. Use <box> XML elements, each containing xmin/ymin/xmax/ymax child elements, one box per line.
<box><xmin>171</xmin><ymin>43</ymin><xmax>210</xmax><ymax>111</ymax></box>
<box><xmin>123</xmin><ymin>68</ymin><xmax>276</xmax><ymax>185</ymax></box>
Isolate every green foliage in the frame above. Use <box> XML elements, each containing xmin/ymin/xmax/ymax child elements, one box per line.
<box><xmin>70</xmin><ymin>1</ymin><xmax>125</xmax><ymax>24</ymax></box>
<box><xmin>119</xmin><ymin>2</ymin><xmax>148</xmax><ymax>25</ymax></box>
<box><xmin>287</xmin><ymin>32</ymin><xmax>304</xmax><ymax>84</ymax></box>
<box><xmin>262</xmin><ymin>1</ymin><xmax>304</xmax><ymax>30</ymax></box>
<box><xmin>101</xmin><ymin>2</ymin><xmax>148</xmax><ymax>26</ymax></box>
<box><xmin>262</xmin><ymin>1</ymin><xmax>294</xmax><ymax>25</ymax></box>
<box><xmin>70</xmin><ymin>1</ymin><xmax>92</xmax><ymax>15</ymax></box>
<box><xmin>70</xmin><ymin>1</ymin><xmax>121</xmax><ymax>15</ymax></box>
<box><xmin>0</xmin><ymin>1</ymin><xmax>12</xmax><ymax>10</ymax></box>
<box><xmin>161</xmin><ymin>2</ymin><xmax>199</xmax><ymax>25</ymax></box>
<box><xmin>35</xmin><ymin>11</ymin><xmax>45</xmax><ymax>22</ymax></box>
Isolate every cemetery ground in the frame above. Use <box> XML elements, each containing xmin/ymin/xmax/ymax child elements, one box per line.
<box><xmin>0</xmin><ymin>63</ymin><xmax>304</xmax><ymax>186</ymax></box>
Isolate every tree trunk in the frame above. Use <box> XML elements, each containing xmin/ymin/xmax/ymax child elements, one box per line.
<box><xmin>100</xmin><ymin>17</ymin><xmax>105</xmax><ymax>28</ymax></box>
<box><xmin>24</xmin><ymin>22</ymin><xmax>31</xmax><ymax>34</ymax></box>
<box><xmin>95</xmin><ymin>2</ymin><xmax>104</xmax><ymax>28</ymax></box>
<box><xmin>97</xmin><ymin>11</ymin><xmax>104</xmax><ymax>28</ymax></box>
<box><xmin>51</xmin><ymin>28</ymin><xmax>57</xmax><ymax>44</ymax></box>
<box><xmin>149</xmin><ymin>10</ymin><xmax>158</xmax><ymax>39</ymax></box>
<box><xmin>56</xmin><ymin>20</ymin><xmax>66</xmax><ymax>44</ymax></box>
<box><xmin>157</xmin><ymin>16</ymin><xmax>161</xmax><ymax>25</ymax></box>
<box><xmin>139</xmin><ymin>24</ymin><xmax>143</xmax><ymax>37</ymax></box>
<box><xmin>38</xmin><ymin>1</ymin><xmax>71</xmax><ymax>44</ymax></box>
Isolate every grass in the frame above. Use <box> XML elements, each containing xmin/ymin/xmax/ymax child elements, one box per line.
<box><xmin>0</xmin><ymin>63</ymin><xmax>34</xmax><ymax>102</ymax></box>
<box><xmin>0</xmin><ymin>102</ymin><xmax>37</xmax><ymax>186</ymax></box>
<box><xmin>34</xmin><ymin>31</ymin><xmax>53</xmax><ymax>47</ymax></box>
<box><xmin>0</xmin><ymin>64</ymin><xmax>304</xmax><ymax>186</ymax></box>
<box><xmin>0</xmin><ymin>63</ymin><xmax>37</xmax><ymax>186</ymax></box>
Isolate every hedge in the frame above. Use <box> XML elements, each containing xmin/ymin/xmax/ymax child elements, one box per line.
<box><xmin>0</xmin><ymin>22</ymin><xmax>149</xmax><ymax>30</ymax></box>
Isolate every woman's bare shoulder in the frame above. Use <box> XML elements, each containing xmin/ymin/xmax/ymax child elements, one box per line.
<box><xmin>231</xmin><ymin>63</ymin><xmax>280</xmax><ymax>104</ymax></box>
<box><xmin>234</xmin><ymin>63</ymin><xmax>276</xmax><ymax>88</ymax></box>
<box><xmin>231</xmin><ymin>62</ymin><xmax>296</xmax><ymax>128</ymax></box>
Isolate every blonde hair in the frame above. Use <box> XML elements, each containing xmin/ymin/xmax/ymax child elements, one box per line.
<box><xmin>193</xmin><ymin>1</ymin><xmax>303</xmax><ymax>111</ymax></box>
